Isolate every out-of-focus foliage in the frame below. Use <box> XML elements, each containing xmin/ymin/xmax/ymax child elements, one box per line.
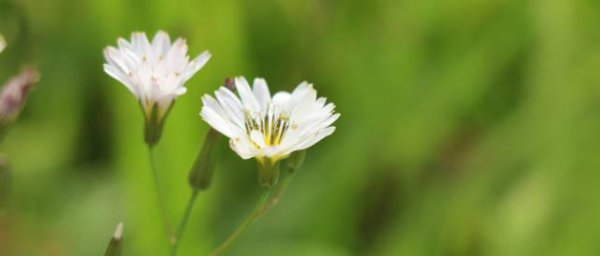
<box><xmin>1</xmin><ymin>0</ymin><xmax>600</xmax><ymax>255</ymax></box>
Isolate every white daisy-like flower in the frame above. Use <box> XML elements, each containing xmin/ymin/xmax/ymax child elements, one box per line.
<box><xmin>200</xmin><ymin>77</ymin><xmax>339</xmax><ymax>185</ymax></box>
<box><xmin>103</xmin><ymin>31</ymin><xmax>211</xmax><ymax>145</ymax></box>
<box><xmin>103</xmin><ymin>31</ymin><xmax>211</xmax><ymax>117</ymax></box>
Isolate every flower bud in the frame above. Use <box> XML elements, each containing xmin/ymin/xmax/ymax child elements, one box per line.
<box><xmin>0</xmin><ymin>68</ymin><xmax>39</xmax><ymax>141</ymax></box>
<box><xmin>257</xmin><ymin>157</ymin><xmax>280</xmax><ymax>187</ymax></box>
<box><xmin>0</xmin><ymin>34</ymin><xmax>5</xmax><ymax>54</ymax></box>
<box><xmin>188</xmin><ymin>78</ymin><xmax>234</xmax><ymax>189</ymax></box>
<box><xmin>223</xmin><ymin>77</ymin><xmax>235</xmax><ymax>90</ymax></box>
<box><xmin>188</xmin><ymin>128</ymin><xmax>221</xmax><ymax>190</ymax></box>
<box><xmin>104</xmin><ymin>222</ymin><xmax>124</xmax><ymax>256</ymax></box>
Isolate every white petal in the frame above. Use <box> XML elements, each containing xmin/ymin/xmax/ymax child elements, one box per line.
<box><xmin>117</xmin><ymin>38</ymin><xmax>134</xmax><ymax>53</ymax></box>
<box><xmin>202</xmin><ymin>94</ymin><xmax>244</xmax><ymax>135</ymax></box>
<box><xmin>104</xmin><ymin>47</ymin><xmax>130</xmax><ymax>74</ymax></box>
<box><xmin>252</xmin><ymin>78</ymin><xmax>270</xmax><ymax>110</ymax></box>
<box><xmin>272</xmin><ymin>92</ymin><xmax>291</xmax><ymax>108</ymax></box>
<box><xmin>117</xmin><ymin>44</ymin><xmax>141</xmax><ymax>70</ymax></box>
<box><xmin>288</xmin><ymin>82</ymin><xmax>317</xmax><ymax>114</ymax></box>
<box><xmin>293</xmin><ymin>113</ymin><xmax>340</xmax><ymax>142</ymax></box>
<box><xmin>131</xmin><ymin>32</ymin><xmax>152</xmax><ymax>59</ymax></box>
<box><xmin>104</xmin><ymin>64</ymin><xmax>137</xmax><ymax>96</ymax></box>
<box><xmin>290</xmin><ymin>82</ymin><xmax>314</xmax><ymax>104</ymax></box>
<box><xmin>294</xmin><ymin>103</ymin><xmax>337</xmax><ymax>128</ymax></box>
<box><xmin>173</xmin><ymin>86</ymin><xmax>187</xmax><ymax>95</ymax></box>
<box><xmin>235</xmin><ymin>77</ymin><xmax>260</xmax><ymax>112</ymax></box>
<box><xmin>152</xmin><ymin>31</ymin><xmax>171</xmax><ymax>57</ymax></box>
<box><xmin>183</xmin><ymin>51</ymin><xmax>211</xmax><ymax>81</ymax></box>
<box><xmin>282</xmin><ymin>126</ymin><xmax>336</xmax><ymax>155</ymax></box>
<box><xmin>215</xmin><ymin>87</ymin><xmax>244</xmax><ymax>127</ymax></box>
<box><xmin>201</xmin><ymin>107</ymin><xmax>236</xmax><ymax>138</ymax></box>
<box><xmin>165</xmin><ymin>38</ymin><xmax>188</xmax><ymax>67</ymax></box>
<box><xmin>315</xmin><ymin>97</ymin><xmax>327</xmax><ymax>108</ymax></box>
<box><xmin>230</xmin><ymin>138</ymin><xmax>257</xmax><ymax>159</ymax></box>
<box><xmin>202</xmin><ymin>95</ymin><xmax>226</xmax><ymax>117</ymax></box>
<box><xmin>250</xmin><ymin>130</ymin><xmax>266</xmax><ymax>148</ymax></box>
<box><xmin>296</xmin><ymin>126</ymin><xmax>336</xmax><ymax>150</ymax></box>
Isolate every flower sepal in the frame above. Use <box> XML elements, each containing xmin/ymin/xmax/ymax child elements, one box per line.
<box><xmin>257</xmin><ymin>157</ymin><xmax>281</xmax><ymax>187</ymax></box>
<box><xmin>284</xmin><ymin>150</ymin><xmax>306</xmax><ymax>174</ymax></box>
<box><xmin>142</xmin><ymin>102</ymin><xmax>172</xmax><ymax>147</ymax></box>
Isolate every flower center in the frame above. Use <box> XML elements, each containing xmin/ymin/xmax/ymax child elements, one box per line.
<box><xmin>244</xmin><ymin>105</ymin><xmax>290</xmax><ymax>147</ymax></box>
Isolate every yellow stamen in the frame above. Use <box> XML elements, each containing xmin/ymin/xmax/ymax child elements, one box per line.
<box><xmin>244</xmin><ymin>106</ymin><xmax>290</xmax><ymax>148</ymax></box>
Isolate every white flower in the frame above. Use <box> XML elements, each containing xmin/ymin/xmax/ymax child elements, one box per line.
<box><xmin>103</xmin><ymin>31</ymin><xmax>211</xmax><ymax>116</ymax></box>
<box><xmin>200</xmin><ymin>77</ymin><xmax>339</xmax><ymax>162</ymax></box>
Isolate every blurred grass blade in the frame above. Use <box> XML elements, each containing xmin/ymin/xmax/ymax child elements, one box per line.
<box><xmin>0</xmin><ymin>155</ymin><xmax>10</xmax><ymax>209</ymax></box>
<box><xmin>104</xmin><ymin>222</ymin><xmax>124</xmax><ymax>256</ymax></box>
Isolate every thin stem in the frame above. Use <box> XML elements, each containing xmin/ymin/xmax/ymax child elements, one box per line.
<box><xmin>210</xmin><ymin>188</ymin><xmax>272</xmax><ymax>256</ymax></box>
<box><xmin>170</xmin><ymin>189</ymin><xmax>200</xmax><ymax>256</ymax></box>
<box><xmin>258</xmin><ymin>172</ymin><xmax>295</xmax><ymax>219</ymax></box>
<box><xmin>148</xmin><ymin>146</ymin><xmax>175</xmax><ymax>244</ymax></box>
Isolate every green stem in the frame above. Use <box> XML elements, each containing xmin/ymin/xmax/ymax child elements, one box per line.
<box><xmin>170</xmin><ymin>189</ymin><xmax>199</xmax><ymax>256</ymax></box>
<box><xmin>148</xmin><ymin>146</ymin><xmax>175</xmax><ymax>244</ymax></box>
<box><xmin>209</xmin><ymin>188</ymin><xmax>272</xmax><ymax>256</ymax></box>
<box><xmin>258</xmin><ymin>172</ymin><xmax>295</xmax><ymax>219</ymax></box>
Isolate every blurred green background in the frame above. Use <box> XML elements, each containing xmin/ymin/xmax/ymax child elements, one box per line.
<box><xmin>1</xmin><ymin>0</ymin><xmax>600</xmax><ymax>255</ymax></box>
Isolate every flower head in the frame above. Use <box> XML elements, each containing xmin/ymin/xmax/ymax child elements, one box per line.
<box><xmin>200</xmin><ymin>77</ymin><xmax>339</xmax><ymax>185</ymax></box>
<box><xmin>104</xmin><ymin>31</ymin><xmax>211</xmax><ymax>113</ymax></box>
<box><xmin>0</xmin><ymin>68</ymin><xmax>39</xmax><ymax>122</ymax></box>
<box><xmin>103</xmin><ymin>31</ymin><xmax>211</xmax><ymax>145</ymax></box>
<box><xmin>0</xmin><ymin>68</ymin><xmax>39</xmax><ymax>141</ymax></box>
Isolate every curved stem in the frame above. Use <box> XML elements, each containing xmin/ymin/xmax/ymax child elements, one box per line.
<box><xmin>210</xmin><ymin>188</ymin><xmax>272</xmax><ymax>256</ymax></box>
<box><xmin>170</xmin><ymin>189</ymin><xmax>199</xmax><ymax>256</ymax></box>
<box><xmin>148</xmin><ymin>146</ymin><xmax>175</xmax><ymax>244</ymax></box>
